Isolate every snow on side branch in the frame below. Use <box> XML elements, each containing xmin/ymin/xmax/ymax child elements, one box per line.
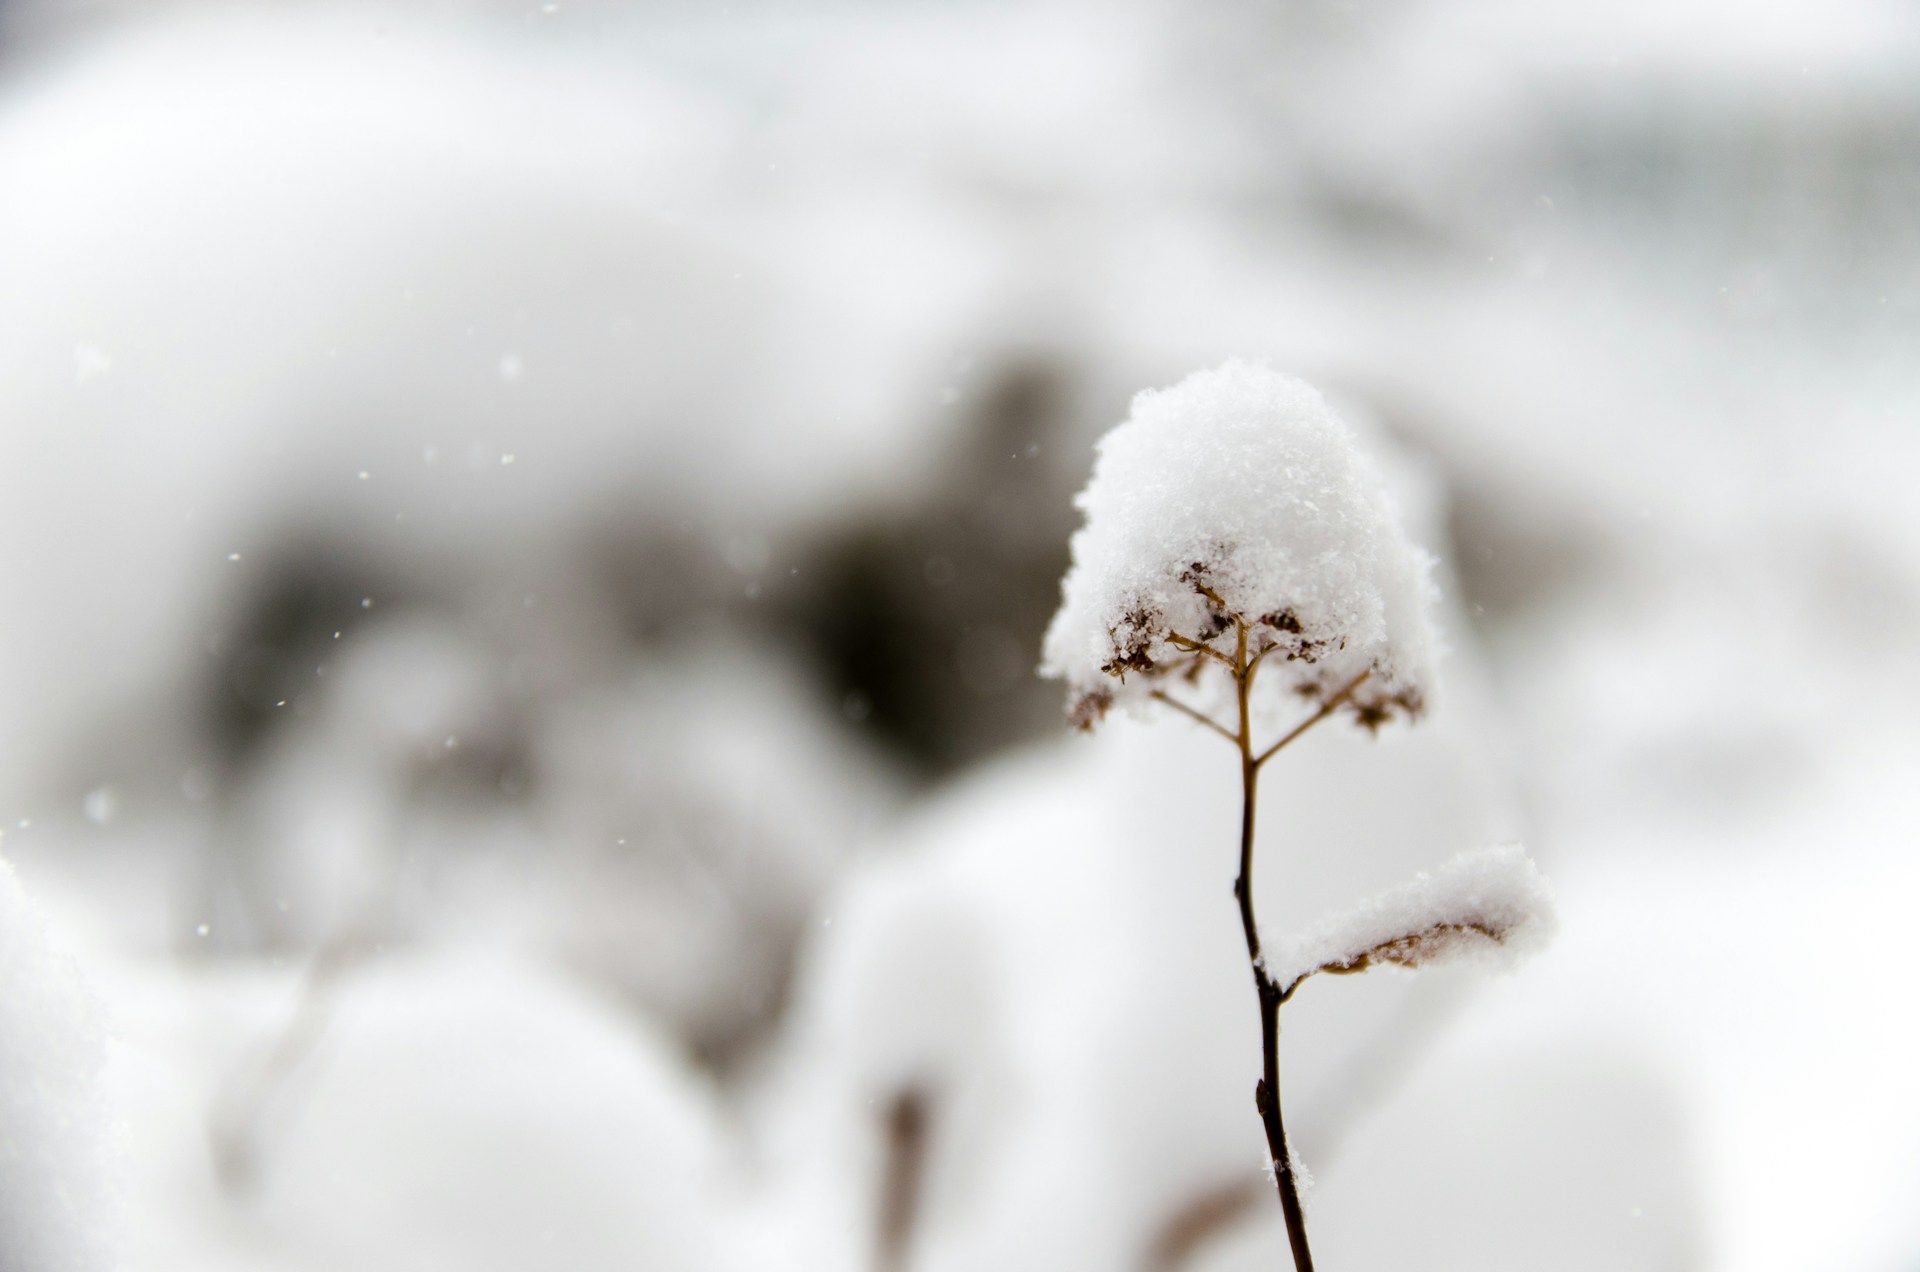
<box><xmin>1270</xmin><ymin>845</ymin><xmax>1555</xmax><ymax>996</ymax></box>
<box><xmin>1040</xmin><ymin>360</ymin><xmax>1438</xmax><ymax>731</ymax></box>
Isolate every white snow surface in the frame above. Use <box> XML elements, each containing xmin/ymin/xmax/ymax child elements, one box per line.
<box><xmin>0</xmin><ymin>859</ymin><xmax>115</xmax><ymax>1272</ymax></box>
<box><xmin>1271</xmin><ymin>844</ymin><xmax>1555</xmax><ymax>991</ymax></box>
<box><xmin>1041</xmin><ymin>360</ymin><xmax>1438</xmax><ymax>726</ymax></box>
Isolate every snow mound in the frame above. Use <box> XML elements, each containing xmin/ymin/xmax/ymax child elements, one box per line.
<box><xmin>0</xmin><ymin>859</ymin><xmax>115</xmax><ymax>1272</ymax></box>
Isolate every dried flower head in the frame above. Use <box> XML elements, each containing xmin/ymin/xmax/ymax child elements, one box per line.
<box><xmin>1040</xmin><ymin>360</ymin><xmax>1438</xmax><ymax>730</ymax></box>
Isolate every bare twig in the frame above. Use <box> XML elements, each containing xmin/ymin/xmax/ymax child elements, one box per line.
<box><xmin>1144</xmin><ymin>1176</ymin><xmax>1263</xmax><ymax>1272</ymax></box>
<box><xmin>1245</xmin><ymin>640</ymin><xmax>1281</xmax><ymax>677</ymax></box>
<box><xmin>1252</xmin><ymin>669</ymin><xmax>1372</xmax><ymax>769</ymax></box>
<box><xmin>1191</xmin><ymin>580</ymin><xmax>1232</xmax><ymax>615</ymax></box>
<box><xmin>206</xmin><ymin>917</ymin><xmax>377</xmax><ymax>1195</ymax></box>
<box><xmin>206</xmin><ymin>811</ymin><xmax>419</xmax><ymax>1195</ymax></box>
<box><xmin>875</xmin><ymin>1087</ymin><xmax>932</xmax><ymax>1272</ymax></box>
<box><xmin>1149</xmin><ymin>690</ymin><xmax>1237</xmax><ymax>743</ymax></box>
<box><xmin>1165</xmin><ymin>632</ymin><xmax>1234</xmax><ymax>669</ymax></box>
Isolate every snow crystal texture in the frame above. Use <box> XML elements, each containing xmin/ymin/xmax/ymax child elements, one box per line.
<box><xmin>0</xmin><ymin>860</ymin><xmax>113</xmax><ymax>1272</ymax></box>
<box><xmin>1042</xmin><ymin>360</ymin><xmax>1437</xmax><ymax>727</ymax></box>
<box><xmin>1271</xmin><ymin>844</ymin><xmax>1555</xmax><ymax>990</ymax></box>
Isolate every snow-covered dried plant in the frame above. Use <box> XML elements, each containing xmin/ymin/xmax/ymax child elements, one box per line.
<box><xmin>1042</xmin><ymin>361</ymin><xmax>1554</xmax><ymax>1270</ymax></box>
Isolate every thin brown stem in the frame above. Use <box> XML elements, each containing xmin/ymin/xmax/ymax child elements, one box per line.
<box><xmin>1245</xmin><ymin>638</ymin><xmax>1283</xmax><ymax>678</ymax></box>
<box><xmin>1228</xmin><ymin>621</ymin><xmax>1316</xmax><ymax>1272</ymax></box>
<box><xmin>1252</xmin><ymin>669</ymin><xmax>1372</xmax><ymax>770</ymax></box>
<box><xmin>1149</xmin><ymin>689</ymin><xmax>1237</xmax><ymax>743</ymax></box>
<box><xmin>1192</xmin><ymin>580</ymin><xmax>1232</xmax><ymax>614</ymax></box>
<box><xmin>1166</xmin><ymin>632</ymin><xmax>1235</xmax><ymax>669</ymax></box>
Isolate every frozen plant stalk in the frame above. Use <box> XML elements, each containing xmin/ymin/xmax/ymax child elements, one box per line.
<box><xmin>1042</xmin><ymin>361</ymin><xmax>1553</xmax><ymax>1270</ymax></box>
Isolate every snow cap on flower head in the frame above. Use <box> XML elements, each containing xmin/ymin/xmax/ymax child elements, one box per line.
<box><xmin>1041</xmin><ymin>359</ymin><xmax>1439</xmax><ymax>730</ymax></box>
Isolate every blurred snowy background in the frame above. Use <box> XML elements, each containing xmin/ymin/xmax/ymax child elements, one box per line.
<box><xmin>1</xmin><ymin>0</ymin><xmax>1916</xmax><ymax>1268</ymax></box>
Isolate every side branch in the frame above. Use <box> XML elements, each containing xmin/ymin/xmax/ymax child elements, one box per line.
<box><xmin>1166</xmin><ymin>632</ymin><xmax>1235</xmax><ymax>669</ymax></box>
<box><xmin>1245</xmin><ymin>641</ymin><xmax>1281</xmax><ymax>677</ymax></box>
<box><xmin>1149</xmin><ymin>690</ymin><xmax>1237</xmax><ymax>743</ymax></box>
<box><xmin>1278</xmin><ymin>918</ymin><xmax>1502</xmax><ymax>1002</ymax></box>
<box><xmin>1252</xmin><ymin>669</ymin><xmax>1372</xmax><ymax>769</ymax></box>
